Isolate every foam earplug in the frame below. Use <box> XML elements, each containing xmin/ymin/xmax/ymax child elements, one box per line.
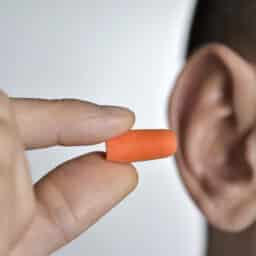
<box><xmin>106</xmin><ymin>129</ymin><xmax>177</xmax><ymax>163</ymax></box>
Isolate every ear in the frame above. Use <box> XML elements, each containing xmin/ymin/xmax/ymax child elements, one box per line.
<box><xmin>169</xmin><ymin>44</ymin><xmax>256</xmax><ymax>232</ymax></box>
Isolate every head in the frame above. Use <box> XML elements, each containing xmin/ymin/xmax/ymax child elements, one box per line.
<box><xmin>169</xmin><ymin>0</ymin><xmax>256</xmax><ymax>232</ymax></box>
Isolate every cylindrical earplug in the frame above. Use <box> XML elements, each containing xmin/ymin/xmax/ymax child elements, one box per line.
<box><xmin>106</xmin><ymin>129</ymin><xmax>177</xmax><ymax>163</ymax></box>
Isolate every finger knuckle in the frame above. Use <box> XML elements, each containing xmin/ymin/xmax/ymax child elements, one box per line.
<box><xmin>53</xmin><ymin>98</ymin><xmax>84</xmax><ymax>108</ymax></box>
<box><xmin>52</xmin><ymin>98</ymin><xmax>94</xmax><ymax>112</ymax></box>
<box><xmin>37</xmin><ymin>178</ymin><xmax>78</xmax><ymax>243</ymax></box>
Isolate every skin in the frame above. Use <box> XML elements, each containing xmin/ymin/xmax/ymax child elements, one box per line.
<box><xmin>5</xmin><ymin>43</ymin><xmax>255</xmax><ymax>255</ymax></box>
<box><xmin>0</xmin><ymin>92</ymin><xmax>138</xmax><ymax>255</ymax></box>
<box><xmin>169</xmin><ymin>43</ymin><xmax>256</xmax><ymax>255</ymax></box>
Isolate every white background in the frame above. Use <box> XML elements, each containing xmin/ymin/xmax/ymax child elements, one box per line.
<box><xmin>0</xmin><ymin>1</ymin><xmax>206</xmax><ymax>255</ymax></box>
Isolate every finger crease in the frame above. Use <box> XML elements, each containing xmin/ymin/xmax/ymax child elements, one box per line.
<box><xmin>39</xmin><ymin>177</ymin><xmax>80</xmax><ymax>244</ymax></box>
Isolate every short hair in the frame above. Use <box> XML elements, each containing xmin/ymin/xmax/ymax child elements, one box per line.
<box><xmin>187</xmin><ymin>1</ymin><xmax>256</xmax><ymax>62</ymax></box>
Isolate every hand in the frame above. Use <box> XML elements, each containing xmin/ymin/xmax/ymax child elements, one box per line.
<box><xmin>0</xmin><ymin>91</ymin><xmax>137</xmax><ymax>255</ymax></box>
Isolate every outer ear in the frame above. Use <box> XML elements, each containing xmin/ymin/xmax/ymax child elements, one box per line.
<box><xmin>169</xmin><ymin>44</ymin><xmax>256</xmax><ymax>232</ymax></box>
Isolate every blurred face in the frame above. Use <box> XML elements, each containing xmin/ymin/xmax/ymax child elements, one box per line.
<box><xmin>169</xmin><ymin>43</ymin><xmax>256</xmax><ymax>232</ymax></box>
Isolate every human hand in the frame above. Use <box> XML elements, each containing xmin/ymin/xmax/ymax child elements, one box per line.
<box><xmin>0</xmin><ymin>91</ymin><xmax>137</xmax><ymax>255</ymax></box>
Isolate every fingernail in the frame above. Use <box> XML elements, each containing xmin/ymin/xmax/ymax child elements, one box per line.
<box><xmin>100</xmin><ymin>105</ymin><xmax>135</xmax><ymax>122</ymax></box>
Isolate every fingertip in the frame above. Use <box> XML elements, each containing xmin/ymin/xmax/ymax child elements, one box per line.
<box><xmin>101</xmin><ymin>105</ymin><xmax>136</xmax><ymax>130</ymax></box>
<box><xmin>117</xmin><ymin>163</ymin><xmax>139</xmax><ymax>196</ymax></box>
<box><xmin>85</xmin><ymin>152</ymin><xmax>138</xmax><ymax>195</ymax></box>
<box><xmin>128</xmin><ymin>109</ymin><xmax>136</xmax><ymax>128</ymax></box>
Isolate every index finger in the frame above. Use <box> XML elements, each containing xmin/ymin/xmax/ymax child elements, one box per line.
<box><xmin>11</xmin><ymin>98</ymin><xmax>135</xmax><ymax>149</ymax></box>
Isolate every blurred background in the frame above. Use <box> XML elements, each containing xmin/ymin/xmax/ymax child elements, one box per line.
<box><xmin>0</xmin><ymin>0</ymin><xmax>206</xmax><ymax>255</ymax></box>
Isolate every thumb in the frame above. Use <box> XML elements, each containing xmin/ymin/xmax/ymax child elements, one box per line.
<box><xmin>11</xmin><ymin>154</ymin><xmax>138</xmax><ymax>255</ymax></box>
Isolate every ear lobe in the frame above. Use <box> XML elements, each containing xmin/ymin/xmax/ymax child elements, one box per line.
<box><xmin>169</xmin><ymin>44</ymin><xmax>256</xmax><ymax>232</ymax></box>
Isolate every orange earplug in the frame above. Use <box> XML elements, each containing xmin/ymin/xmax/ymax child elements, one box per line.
<box><xmin>106</xmin><ymin>129</ymin><xmax>177</xmax><ymax>163</ymax></box>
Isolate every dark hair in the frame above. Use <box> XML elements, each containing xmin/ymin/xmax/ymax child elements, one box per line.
<box><xmin>187</xmin><ymin>1</ymin><xmax>256</xmax><ymax>62</ymax></box>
